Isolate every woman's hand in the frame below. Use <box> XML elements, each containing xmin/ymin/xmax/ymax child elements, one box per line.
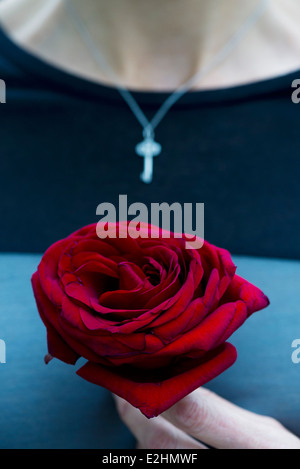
<box><xmin>114</xmin><ymin>388</ymin><xmax>300</xmax><ymax>449</ymax></box>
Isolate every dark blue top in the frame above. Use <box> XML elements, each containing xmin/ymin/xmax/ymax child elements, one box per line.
<box><xmin>0</xmin><ymin>27</ymin><xmax>299</xmax><ymax>258</ymax></box>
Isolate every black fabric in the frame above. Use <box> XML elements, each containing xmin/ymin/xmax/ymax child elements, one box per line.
<box><xmin>0</xmin><ymin>27</ymin><xmax>299</xmax><ymax>258</ymax></box>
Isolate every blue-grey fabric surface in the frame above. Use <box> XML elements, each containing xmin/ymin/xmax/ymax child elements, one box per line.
<box><xmin>0</xmin><ymin>253</ymin><xmax>299</xmax><ymax>449</ymax></box>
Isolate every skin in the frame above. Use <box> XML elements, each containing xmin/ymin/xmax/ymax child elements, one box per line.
<box><xmin>114</xmin><ymin>389</ymin><xmax>300</xmax><ymax>449</ymax></box>
<box><xmin>0</xmin><ymin>0</ymin><xmax>300</xmax><ymax>89</ymax></box>
<box><xmin>1</xmin><ymin>0</ymin><xmax>300</xmax><ymax>448</ymax></box>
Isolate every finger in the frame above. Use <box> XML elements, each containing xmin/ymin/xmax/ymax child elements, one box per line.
<box><xmin>162</xmin><ymin>387</ymin><xmax>286</xmax><ymax>449</ymax></box>
<box><xmin>113</xmin><ymin>394</ymin><xmax>208</xmax><ymax>450</ymax></box>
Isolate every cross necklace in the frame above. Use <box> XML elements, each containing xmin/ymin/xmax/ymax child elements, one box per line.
<box><xmin>65</xmin><ymin>0</ymin><xmax>270</xmax><ymax>184</ymax></box>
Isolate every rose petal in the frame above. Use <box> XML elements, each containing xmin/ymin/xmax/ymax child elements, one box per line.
<box><xmin>222</xmin><ymin>274</ymin><xmax>270</xmax><ymax>315</ymax></box>
<box><xmin>76</xmin><ymin>342</ymin><xmax>237</xmax><ymax>418</ymax></box>
<box><xmin>32</xmin><ymin>272</ymin><xmax>79</xmax><ymax>364</ymax></box>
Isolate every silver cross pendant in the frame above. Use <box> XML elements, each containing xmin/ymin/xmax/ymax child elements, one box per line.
<box><xmin>135</xmin><ymin>132</ymin><xmax>162</xmax><ymax>184</ymax></box>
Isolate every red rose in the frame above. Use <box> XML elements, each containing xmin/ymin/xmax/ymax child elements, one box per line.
<box><xmin>31</xmin><ymin>223</ymin><xmax>269</xmax><ymax>418</ymax></box>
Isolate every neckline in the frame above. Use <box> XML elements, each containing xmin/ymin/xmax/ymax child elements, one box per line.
<box><xmin>0</xmin><ymin>25</ymin><xmax>299</xmax><ymax>107</ymax></box>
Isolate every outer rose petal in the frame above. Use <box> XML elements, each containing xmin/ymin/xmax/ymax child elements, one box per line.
<box><xmin>31</xmin><ymin>272</ymin><xmax>79</xmax><ymax>365</ymax></box>
<box><xmin>32</xmin><ymin>272</ymin><xmax>106</xmax><ymax>364</ymax></box>
<box><xmin>222</xmin><ymin>274</ymin><xmax>270</xmax><ymax>316</ymax></box>
<box><xmin>76</xmin><ymin>342</ymin><xmax>237</xmax><ymax>418</ymax></box>
<box><xmin>37</xmin><ymin>237</ymin><xmax>72</xmax><ymax>306</ymax></box>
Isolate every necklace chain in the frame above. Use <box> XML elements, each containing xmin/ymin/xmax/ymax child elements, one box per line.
<box><xmin>65</xmin><ymin>0</ymin><xmax>270</xmax><ymax>182</ymax></box>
